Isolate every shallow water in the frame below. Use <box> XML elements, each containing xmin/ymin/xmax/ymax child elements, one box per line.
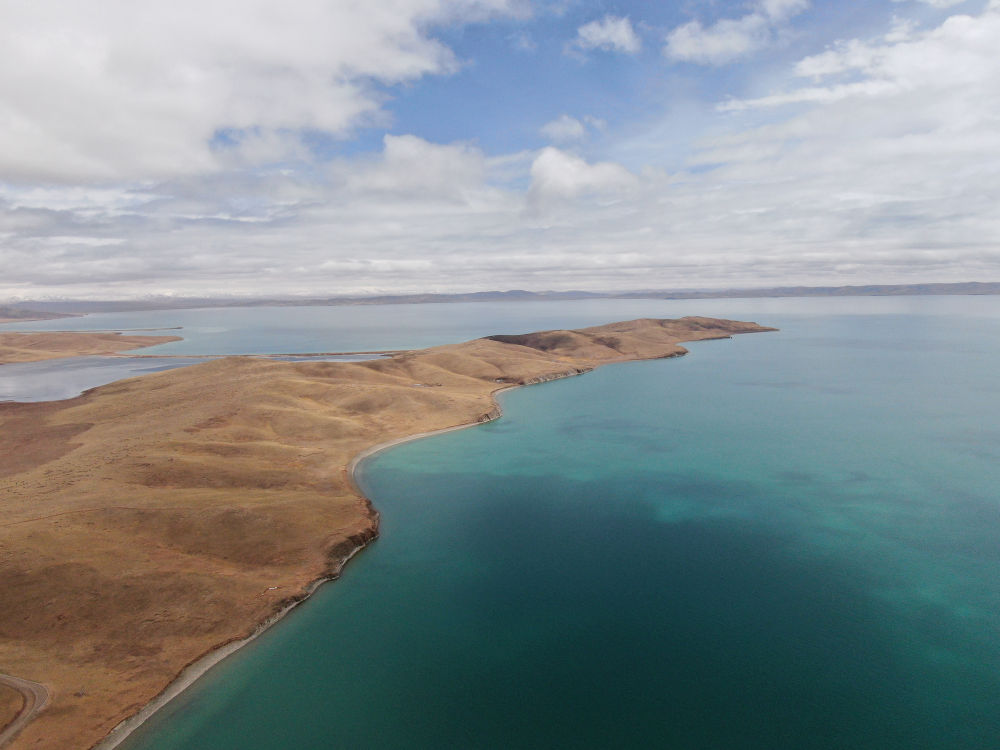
<box><xmin>0</xmin><ymin>356</ymin><xmax>209</xmax><ymax>402</ymax></box>
<box><xmin>119</xmin><ymin>298</ymin><xmax>1000</xmax><ymax>750</ymax></box>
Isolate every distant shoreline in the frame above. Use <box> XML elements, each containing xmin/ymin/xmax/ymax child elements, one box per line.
<box><xmin>3</xmin><ymin>282</ymin><xmax>998</xmax><ymax>317</ymax></box>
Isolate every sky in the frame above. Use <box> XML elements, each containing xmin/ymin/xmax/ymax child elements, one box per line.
<box><xmin>1</xmin><ymin>0</ymin><xmax>998</xmax><ymax>300</ymax></box>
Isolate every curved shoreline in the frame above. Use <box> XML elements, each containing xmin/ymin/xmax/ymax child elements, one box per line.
<box><xmin>345</xmin><ymin>365</ymin><xmax>599</xmax><ymax>494</ymax></box>
<box><xmin>94</xmin><ymin>368</ymin><xmax>593</xmax><ymax>750</ymax></box>
<box><xmin>89</xmin><ymin>352</ymin><xmax>709</xmax><ymax>749</ymax></box>
<box><xmin>4</xmin><ymin>319</ymin><xmax>772</xmax><ymax>750</ymax></box>
<box><xmin>93</xmin><ymin>530</ymin><xmax>375</xmax><ymax>750</ymax></box>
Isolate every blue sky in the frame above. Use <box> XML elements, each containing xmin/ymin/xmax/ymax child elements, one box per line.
<box><xmin>0</xmin><ymin>0</ymin><xmax>997</xmax><ymax>298</ymax></box>
<box><xmin>325</xmin><ymin>1</ymin><xmax>900</xmax><ymax>160</ymax></box>
<box><xmin>376</xmin><ymin>1</ymin><xmax>971</xmax><ymax>161</ymax></box>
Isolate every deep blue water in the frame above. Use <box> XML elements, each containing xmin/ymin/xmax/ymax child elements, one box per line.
<box><xmin>104</xmin><ymin>298</ymin><xmax>1000</xmax><ymax>748</ymax></box>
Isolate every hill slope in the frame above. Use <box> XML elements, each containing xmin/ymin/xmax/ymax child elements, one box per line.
<box><xmin>0</xmin><ymin>317</ymin><xmax>774</xmax><ymax>749</ymax></box>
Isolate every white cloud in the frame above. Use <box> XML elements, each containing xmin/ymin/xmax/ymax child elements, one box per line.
<box><xmin>0</xmin><ymin>0</ymin><xmax>518</xmax><ymax>182</ymax></box>
<box><xmin>336</xmin><ymin>135</ymin><xmax>489</xmax><ymax>202</ymax></box>
<box><xmin>761</xmin><ymin>0</ymin><xmax>811</xmax><ymax>20</ymax></box>
<box><xmin>677</xmin><ymin>4</ymin><xmax>1000</xmax><ymax>280</ymax></box>
<box><xmin>540</xmin><ymin>115</ymin><xmax>586</xmax><ymax>142</ymax></box>
<box><xmin>3</xmin><ymin>4</ymin><xmax>1000</xmax><ymax>299</ymax></box>
<box><xmin>897</xmin><ymin>0</ymin><xmax>965</xmax><ymax>7</ymax></box>
<box><xmin>528</xmin><ymin>148</ymin><xmax>636</xmax><ymax>204</ymax></box>
<box><xmin>539</xmin><ymin>114</ymin><xmax>608</xmax><ymax>144</ymax></box>
<box><xmin>569</xmin><ymin>15</ymin><xmax>642</xmax><ymax>56</ymax></box>
<box><xmin>664</xmin><ymin>0</ymin><xmax>809</xmax><ymax>65</ymax></box>
<box><xmin>665</xmin><ymin>16</ymin><xmax>770</xmax><ymax>65</ymax></box>
<box><xmin>722</xmin><ymin>7</ymin><xmax>1000</xmax><ymax>110</ymax></box>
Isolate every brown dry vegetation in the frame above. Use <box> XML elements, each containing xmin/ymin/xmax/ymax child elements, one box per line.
<box><xmin>0</xmin><ymin>317</ymin><xmax>774</xmax><ymax>749</ymax></box>
<box><xmin>0</xmin><ymin>685</ymin><xmax>24</xmax><ymax>735</ymax></box>
<box><xmin>0</xmin><ymin>333</ymin><xmax>181</xmax><ymax>364</ymax></box>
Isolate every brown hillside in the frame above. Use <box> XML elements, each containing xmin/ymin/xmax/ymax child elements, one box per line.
<box><xmin>0</xmin><ymin>317</ymin><xmax>774</xmax><ymax>749</ymax></box>
<box><xmin>0</xmin><ymin>333</ymin><xmax>182</xmax><ymax>364</ymax></box>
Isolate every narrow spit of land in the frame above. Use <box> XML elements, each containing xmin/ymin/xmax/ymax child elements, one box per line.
<box><xmin>0</xmin><ymin>332</ymin><xmax>182</xmax><ymax>364</ymax></box>
<box><xmin>0</xmin><ymin>317</ymin><xmax>774</xmax><ymax>750</ymax></box>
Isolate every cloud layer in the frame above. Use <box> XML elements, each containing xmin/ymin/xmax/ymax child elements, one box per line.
<box><xmin>0</xmin><ymin>0</ymin><xmax>517</xmax><ymax>182</ymax></box>
<box><xmin>1</xmin><ymin>1</ymin><xmax>998</xmax><ymax>299</ymax></box>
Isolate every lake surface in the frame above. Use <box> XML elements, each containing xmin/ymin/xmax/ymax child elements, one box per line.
<box><xmin>0</xmin><ymin>356</ymin><xmax>209</xmax><ymax>402</ymax></box>
<box><xmin>95</xmin><ymin>298</ymin><xmax>1000</xmax><ymax>748</ymax></box>
<box><xmin>2</xmin><ymin>295</ymin><xmax>988</xmax><ymax>354</ymax></box>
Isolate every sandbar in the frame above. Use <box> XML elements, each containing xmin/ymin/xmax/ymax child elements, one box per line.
<box><xmin>0</xmin><ymin>316</ymin><xmax>774</xmax><ymax>749</ymax></box>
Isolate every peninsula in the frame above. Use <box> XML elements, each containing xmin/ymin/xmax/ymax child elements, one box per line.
<box><xmin>0</xmin><ymin>332</ymin><xmax>182</xmax><ymax>364</ymax></box>
<box><xmin>0</xmin><ymin>317</ymin><xmax>774</xmax><ymax>749</ymax></box>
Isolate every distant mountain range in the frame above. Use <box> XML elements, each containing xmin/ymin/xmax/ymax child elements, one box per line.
<box><xmin>5</xmin><ymin>282</ymin><xmax>999</xmax><ymax>316</ymax></box>
<box><xmin>617</xmin><ymin>281</ymin><xmax>1000</xmax><ymax>300</ymax></box>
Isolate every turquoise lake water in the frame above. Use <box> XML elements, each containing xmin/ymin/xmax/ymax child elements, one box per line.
<box><xmin>1</xmin><ymin>296</ymin><xmax>982</xmax><ymax>354</ymax></box>
<box><xmin>99</xmin><ymin>298</ymin><xmax>1000</xmax><ymax>748</ymax></box>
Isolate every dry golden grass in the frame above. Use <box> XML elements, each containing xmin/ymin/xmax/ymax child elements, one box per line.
<box><xmin>0</xmin><ymin>333</ymin><xmax>181</xmax><ymax>364</ymax></box>
<box><xmin>0</xmin><ymin>317</ymin><xmax>773</xmax><ymax>749</ymax></box>
<box><xmin>0</xmin><ymin>685</ymin><xmax>23</xmax><ymax>735</ymax></box>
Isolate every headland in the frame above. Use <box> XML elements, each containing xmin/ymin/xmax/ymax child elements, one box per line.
<box><xmin>0</xmin><ymin>317</ymin><xmax>774</xmax><ymax>749</ymax></box>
